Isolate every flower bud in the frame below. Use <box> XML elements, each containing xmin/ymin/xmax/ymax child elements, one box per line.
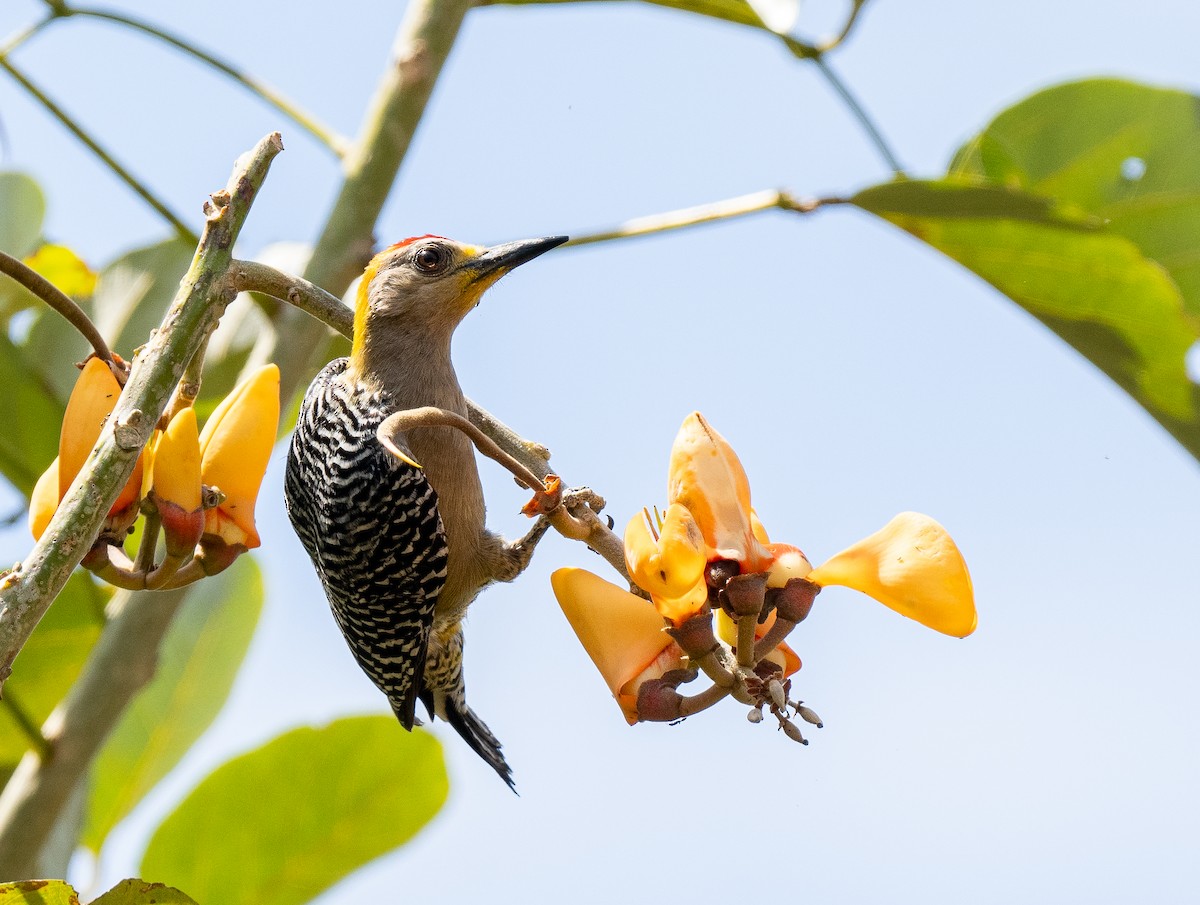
<box><xmin>198</xmin><ymin>364</ymin><xmax>280</xmax><ymax>549</ymax></box>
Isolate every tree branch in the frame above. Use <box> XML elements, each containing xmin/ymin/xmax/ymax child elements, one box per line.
<box><xmin>0</xmin><ymin>133</ymin><xmax>283</xmax><ymax>693</ymax></box>
<box><xmin>264</xmin><ymin>0</ymin><xmax>478</xmax><ymax>403</ymax></box>
<box><xmin>0</xmin><ymin>587</ymin><xmax>187</xmax><ymax>879</ymax></box>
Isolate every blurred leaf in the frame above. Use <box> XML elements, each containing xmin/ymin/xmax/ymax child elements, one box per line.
<box><xmin>0</xmin><ymin>329</ymin><xmax>63</xmax><ymax>497</ymax></box>
<box><xmin>854</xmin><ymin>78</ymin><xmax>1200</xmax><ymax>462</ymax></box>
<box><xmin>0</xmin><ymin>172</ymin><xmax>45</xmax><ymax>258</ymax></box>
<box><xmin>0</xmin><ymin>572</ymin><xmax>107</xmax><ymax>769</ymax></box>
<box><xmin>92</xmin><ymin>238</ymin><xmax>194</xmax><ymax>358</ymax></box>
<box><xmin>22</xmin><ymin>237</ymin><xmax>193</xmax><ymax>402</ymax></box>
<box><xmin>3</xmin><ymin>243</ymin><xmax>98</xmax><ymax>323</ymax></box>
<box><xmin>24</xmin><ymin>244</ymin><xmax>98</xmax><ymax>299</ymax></box>
<box><xmin>0</xmin><ymin>880</ymin><xmax>80</xmax><ymax>904</ymax></box>
<box><xmin>90</xmin><ymin>879</ymin><xmax>197</xmax><ymax>905</ymax></box>
<box><xmin>83</xmin><ymin>557</ymin><xmax>263</xmax><ymax>853</ymax></box>
<box><xmin>140</xmin><ymin>717</ymin><xmax>448</xmax><ymax>905</ymax></box>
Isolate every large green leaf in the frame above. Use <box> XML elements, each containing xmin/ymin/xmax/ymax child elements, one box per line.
<box><xmin>140</xmin><ymin>717</ymin><xmax>448</xmax><ymax>905</ymax></box>
<box><xmin>0</xmin><ymin>572</ymin><xmax>107</xmax><ymax>769</ymax></box>
<box><xmin>83</xmin><ymin>557</ymin><xmax>264</xmax><ymax>853</ymax></box>
<box><xmin>0</xmin><ymin>329</ymin><xmax>64</xmax><ymax>497</ymax></box>
<box><xmin>853</xmin><ymin>78</ymin><xmax>1200</xmax><ymax>461</ymax></box>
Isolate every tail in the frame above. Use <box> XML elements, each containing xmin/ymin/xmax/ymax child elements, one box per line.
<box><xmin>419</xmin><ymin>687</ymin><xmax>516</xmax><ymax>792</ymax></box>
<box><xmin>410</xmin><ymin>626</ymin><xmax>517</xmax><ymax>792</ymax></box>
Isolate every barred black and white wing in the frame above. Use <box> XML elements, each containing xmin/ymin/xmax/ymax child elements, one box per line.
<box><xmin>284</xmin><ymin>358</ymin><xmax>448</xmax><ymax>729</ymax></box>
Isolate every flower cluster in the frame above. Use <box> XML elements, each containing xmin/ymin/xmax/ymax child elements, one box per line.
<box><xmin>30</xmin><ymin>358</ymin><xmax>280</xmax><ymax>590</ymax></box>
<box><xmin>552</xmin><ymin>412</ymin><xmax>976</xmax><ymax>733</ymax></box>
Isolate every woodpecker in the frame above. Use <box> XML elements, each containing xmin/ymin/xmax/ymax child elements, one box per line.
<box><xmin>284</xmin><ymin>234</ymin><xmax>567</xmax><ymax>789</ymax></box>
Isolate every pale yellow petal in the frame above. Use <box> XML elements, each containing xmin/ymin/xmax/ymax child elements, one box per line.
<box><xmin>765</xmin><ymin>542</ymin><xmax>813</xmax><ymax>589</ymax></box>
<box><xmin>667</xmin><ymin>412</ymin><xmax>771</xmax><ymax>570</ymax></box>
<box><xmin>808</xmin><ymin>512</ymin><xmax>976</xmax><ymax>638</ymax></box>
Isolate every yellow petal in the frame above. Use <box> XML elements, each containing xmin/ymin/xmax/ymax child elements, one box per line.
<box><xmin>808</xmin><ymin>512</ymin><xmax>977</xmax><ymax>638</ymax></box>
<box><xmin>59</xmin><ymin>357</ymin><xmax>122</xmax><ymax>498</ymax></box>
<box><xmin>152</xmin><ymin>408</ymin><xmax>202</xmax><ymax>512</ymax></box>
<box><xmin>552</xmin><ymin>567</ymin><xmax>677</xmax><ymax>723</ymax></box>
<box><xmin>29</xmin><ymin>457</ymin><xmax>59</xmax><ymax>541</ymax></box>
<box><xmin>667</xmin><ymin>412</ymin><xmax>772</xmax><ymax>571</ymax></box>
<box><xmin>199</xmin><ymin>364</ymin><xmax>280</xmax><ymax>548</ymax></box>
<box><xmin>649</xmin><ymin>579</ymin><xmax>710</xmax><ymax>627</ymax></box>
<box><xmin>624</xmin><ymin>504</ymin><xmax>706</xmax><ymax>600</ymax></box>
<box><xmin>58</xmin><ymin>356</ymin><xmax>142</xmax><ymax>515</ymax></box>
<box><xmin>750</xmin><ymin>508</ymin><xmax>770</xmax><ymax>544</ymax></box>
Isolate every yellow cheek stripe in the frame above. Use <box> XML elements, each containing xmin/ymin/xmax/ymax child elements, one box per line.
<box><xmin>351</xmin><ymin>254</ymin><xmax>387</xmax><ymax>362</ymax></box>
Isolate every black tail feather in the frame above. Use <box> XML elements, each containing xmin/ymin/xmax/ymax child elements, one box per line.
<box><xmin>418</xmin><ymin>688</ymin><xmax>515</xmax><ymax>792</ymax></box>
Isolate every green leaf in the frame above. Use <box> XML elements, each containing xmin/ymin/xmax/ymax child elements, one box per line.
<box><xmin>140</xmin><ymin>717</ymin><xmax>448</xmax><ymax>905</ymax></box>
<box><xmin>0</xmin><ymin>880</ymin><xmax>80</xmax><ymax>904</ymax></box>
<box><xmin>951</xmin><ymin>78</ymin><xmax>1200</xmax><ymax>314</ymax></box>
<box><xmin>0</xmin><ymin>329</ymin><xmax>63</xmax><ymax>497</ymax></box>
<box><xmin>853</xmin><ymin>77</ymin><xmax>1200</xmax><ymax>462</ymax></box>
<box><xmin>0</xmin><ymin>572</ymin><xmax>107</xmax><ymax>769</ymax></box>
<box><xmin>0</xmin><ymin>172</ymin><xmax>46</xmax><ymax>259</ymax></box>
<box><xmin>20</xmin><ymin>236</ymin><xmax>194</xmax><ymax>405</ymax></box>
<box><xmin>90</xmin><ymin>879</ymin><xmax>197</xmax><ymax>905</ymax></box>
<box><xmin>93</xmin><ymin>238</ymin><xmax>195</xmax><ymax>359</ymax></box>
<box><xmin>83</xmin><ymin>557</ymin><xmax>264</xmax><ymax>853</ymax></box>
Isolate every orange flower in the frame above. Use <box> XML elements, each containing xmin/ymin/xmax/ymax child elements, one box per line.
<box><xmin>31</xmin><ymin>357</ymin><xmax>142</xmax><ymax>540</ymax></box>
<box><xmin>148</xmin><ymin>407</ymin><xmax>204</xmax><ymax>556</ymax></box>
<box><xmin>551</xmin><ymin>568</ymin><xmax>687</xmax><ymax>724</ymax></box>
<box><xmin>197</xmin><ymin>364</ymin><xmax>280</xmax><ymax>549</ymax></box>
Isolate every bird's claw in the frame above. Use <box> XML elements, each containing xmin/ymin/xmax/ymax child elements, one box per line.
<box><xmin>521</xmin><ymin>474</ymin><xmax>562</xmax><ymax>517</ymax></box>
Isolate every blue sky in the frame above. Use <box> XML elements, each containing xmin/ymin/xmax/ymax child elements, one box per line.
<box><xmin>3</xmin><ymin>1</ymin><xmax>1199</xmax><ymax>902</ymax></box>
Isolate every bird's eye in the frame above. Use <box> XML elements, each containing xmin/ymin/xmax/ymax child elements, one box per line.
<box><xmin>413</xmin><ymin>245</ymin><xmax>448</xmax><ymax>274</ymax></box>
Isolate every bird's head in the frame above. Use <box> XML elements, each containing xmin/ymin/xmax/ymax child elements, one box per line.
<box><xmin>350</xmin><ymin>234</ymin><xmax>567</xmax><ymax>364</ymax></box>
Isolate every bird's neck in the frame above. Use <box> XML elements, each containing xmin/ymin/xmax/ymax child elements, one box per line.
<box><xmin>350</xmin><ymin>324</ymin><xmax>464</xmax><ymax>413</ymax></box>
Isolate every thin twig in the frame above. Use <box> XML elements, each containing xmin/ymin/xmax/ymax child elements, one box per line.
<box><xmin>808</xmin><ymin>54</ymin><xmax>905</xmax><ymax>176</ymax></box>
<box><xmin>0</xmin><ymin>56</ymin><xmax>198</xmax><ymax>243</ymax></box>
<box><xmin>1</xmin><ymin>691</ymin><xmax>51</xmax><ymax>760</ymax></box>
<box><xmin>0</xmin><ymin>249</ymin><xmax>114</xmax><ymax>367</ymax></box>
<box><xmin>0</xmin><ymin>12</ymin><xmax>55</xmax><ymax>57</ymax></box>
<box><xmin>63</xmin><ymin>5</ymin><xmax>350</xmax><ymax>157</ymax></box>
<box><xmin>230</xmin><ymin>259</ymin><xmax>352</xmax><ymax>338</ymax></box>
<box><xmin>566</xmin><ymin>190</ymin><xmax>845</xmax><ymax>248</ymax></box>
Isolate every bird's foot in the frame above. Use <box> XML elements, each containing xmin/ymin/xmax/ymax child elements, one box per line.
<box><xmin>520</xmin><ymin>474</ymin><xmax>562</xmax><ymax>517</ymax></box>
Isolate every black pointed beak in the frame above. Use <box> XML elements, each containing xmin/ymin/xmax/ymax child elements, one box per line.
<box><xmin>466</xmin><ymin>235</ymin><xmax>568</xmax><ymax>280</ymax></box>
